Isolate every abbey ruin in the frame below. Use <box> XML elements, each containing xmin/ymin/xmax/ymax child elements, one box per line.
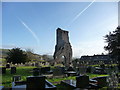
<box><xmin>53</xmin><ymin>28</ymin><xmax>72</xmax><ymax>67</ymax></box>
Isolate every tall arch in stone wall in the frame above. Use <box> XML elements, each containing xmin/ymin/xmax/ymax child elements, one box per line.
<box><xmin>53</xmin><ymin>28</ymin><xmax>72</xmax><ymax>67</ymax></box>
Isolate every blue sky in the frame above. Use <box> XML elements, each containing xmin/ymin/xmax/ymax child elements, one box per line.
<box><xmin>2</xmin><ymin>2</ymin><xmax>118</xmax><ymax>57</ymax></box>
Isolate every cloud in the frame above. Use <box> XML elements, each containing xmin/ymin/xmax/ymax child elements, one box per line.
<box><xmin>17</xmin><ymin>17</ymin><xmax>40</xmax><ymax>46</ymax></box>
<box><xmin>72</xmin><ymin>40</ymin><xmax>107</xmax><ymax>57</ymax></box>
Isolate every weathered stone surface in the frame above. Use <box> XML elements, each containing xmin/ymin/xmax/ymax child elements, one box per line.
<box><xmin>53</xmin><ymin>28</ymin><xmax>72</xmax><ymax>67</ymax></box>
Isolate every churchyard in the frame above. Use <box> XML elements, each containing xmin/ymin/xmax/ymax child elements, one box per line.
<box><xmin>1</xmin><ymin>62</ymin><xmax>120</xmax><ymax>90</ymax></box>
<box><xmin>1</xmin><ymin>27</ymin><xmax>120</xmax><ymax>90</ymax></box>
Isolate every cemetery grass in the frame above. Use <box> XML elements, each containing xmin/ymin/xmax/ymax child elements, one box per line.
<box><xmin>1</xmin><ymin>66</ymin><xmax>35</xmax><ymax>87</ymax></box>
<box><xmin>1</xmin><ymin>66</ymin><xmax>109</xmax><ymax>88</ymax></box>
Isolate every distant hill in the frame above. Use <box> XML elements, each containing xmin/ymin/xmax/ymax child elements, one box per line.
<box><xmin>0</xmin><ymin>49</ymin><xmax>9</xmax><ymax>58</ymax></box>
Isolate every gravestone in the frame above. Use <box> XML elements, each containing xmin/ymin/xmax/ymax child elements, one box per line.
<box><xmin>11</xmin><ymin>67</ymin><xmax>16</xmax><ymax>74</ymax></box>
<box><xmin>53</xmin><ymin>28</ymin><xmax>72</xmax><ymax>67</ymax></box>
<box><xmin>13</xmin><ymin>75</ymin><xmax>21</xmax><ymax>82</ymax></box>
<box><xmin>67</xmin><ymin>67</ymin><xmax>74</xmax><ymax>71</ymax></box>
<box><xmin>35</xmin><ymin>63</ymin><xmax>39</xmax><ymax>67</ymax></box>
<box><xmin>25</xmin><ymin>63</ymin><xmax>29</xmax><ymax>66</ymax></box>
<box><xmin>41</xmin><ymin>67</ymin><xmax>45</xmax><ymax>74</ymax></box>
<box><xmin>59</xmin><ymin>67</ymin><xmax>65</xmax><ymax>74</ymax></box>
<box><xmin>78</xmin><ymin>63</ymin><xmax>87</xmax><ymax>75</ymax></box>
<box><xmin>33</xmin><ymin>68</ymin><xmax>40</xmax><ymax>76</ymax></box>
<box><xmin>91</xmin><ymin>67</ymin><xmax>96</xmax><ymax>73</ymax></box>
<box><xmin>45</xmin><ymin>67</ymin><xmax>50</xmax><ymax>72</ymax></box>
<box><xmin>40</xmin><ymin>67</ymin><xmax>50</xmax><ymax>74</ymax></box>
<box><xmin>73</xmin><ymin>61</ymin><xmax>77</xmax><ymax>69</ymax></box>
<box><xmin>53</xmin><ymin>67</ymin><xmax>64</xmax><ymax>77</ymax></box>
<box><xmin>31</xmin><ymin>63</ymin><xmax>34</xmax><ymax>66</ymax></box>
<box><xmin>93</xmin><ymin>67</ymin><xmax>106</xmax><ymax>74</ymax></box>
<box><xmin>45</xmin><ymin>67</ymin><xmax>51</xmax><ymax>73</ymax></box>
<box><xmin>76</xmin><ymin>75</ymin><xmax>89</xmax><ymax>88</ymax></box>
<box><xmin>6</xmin><ymin>64</ymin><xmax>10</xmax><ymax>68</ymax></box>
<box><xmin>86</xmin><ymin>66</ymin><xmax>92</xmax><ymax>73</ymax></box>
<box><xmin>26</xmin><ymin>76</ymin><xmax>45</xmax><ymax>90</ymax></box>
<box><xmin>0</xmin><ymin>67</ymin><xmax>6</xmax><ymax>74</ymax></box>
<box><xmin>100</xmin><ymin>64</ymin><xmax>105</xmax><ymax>69</ymax></box>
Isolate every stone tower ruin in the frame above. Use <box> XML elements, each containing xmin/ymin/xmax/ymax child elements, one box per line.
<box><xmin>53</xmin><ymin>28</ymin><xmax>72</xmax><ymax>67</ymax></box>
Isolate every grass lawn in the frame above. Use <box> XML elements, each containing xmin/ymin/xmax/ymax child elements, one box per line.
<box><xmin>1</xmin><ymin>66</ymin><xmax>35</xmax><ymax>87</ymax></box>
<box><xmin>1</xmin><ymin>66</ymin><xmax>119</xmax><ymax>89</ymax></box>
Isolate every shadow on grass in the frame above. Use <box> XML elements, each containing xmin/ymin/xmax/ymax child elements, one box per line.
<box><xmin>56</xmin><ymin>84</ymin><xmax>75</xmax><ymax>90</ymax></box>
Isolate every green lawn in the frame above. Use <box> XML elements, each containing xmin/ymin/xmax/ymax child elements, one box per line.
<box><xmin>1</xmin><ymin>66</ymin><xmax>119</xmax><ymax>89</ymax></box>
<box><xmin>1</xmin><ymin>66</ymin><xmax>35</xmax><ymax>87</ymax></box>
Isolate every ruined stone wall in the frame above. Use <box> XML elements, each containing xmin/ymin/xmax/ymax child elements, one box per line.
<box><xmin>53</xmin><ymin>28</ymin><xmax>72</xmax><ymax>67</ymax></box>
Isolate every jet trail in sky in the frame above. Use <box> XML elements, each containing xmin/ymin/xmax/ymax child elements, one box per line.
<box><xmin>67</xmin><ymin>0</ymin><xmax>96</xmax><ymax>27</ymax></box>
<box><xmin>17</xmin><ymin>17</ymin><xmax>40</xmax><ymax>46</ymax></box>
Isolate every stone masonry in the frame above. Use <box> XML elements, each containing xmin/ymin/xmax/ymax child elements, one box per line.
<box><xmin>53</xmin><ymin>28</ymin><xmax>72</xmax><ymax>67</ymax></box>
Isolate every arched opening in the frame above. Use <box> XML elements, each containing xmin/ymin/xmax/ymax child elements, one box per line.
<box><xmin>61</xmin><ymin>56</ymin><xmax>66</xmax><ymax>65</ymax></box>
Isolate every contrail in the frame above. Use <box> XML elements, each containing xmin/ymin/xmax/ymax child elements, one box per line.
<box><xmin>17</xmin><ymin>17</ymin><xmax>40</xmax><ymax>46</ymax></box>
<box><xmin>67</xmin><ymin>0</ymin><xmax>96</xmax><ymax>27</ymax></box>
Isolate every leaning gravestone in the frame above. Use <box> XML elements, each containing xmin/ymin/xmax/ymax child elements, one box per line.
<box><xmin>11</xmin><ymin>67</ymin><xmax>16</xmax><ymax>74</ymax></box>
<box><xmin>76</xmin><ymin>75</ymin><xmax>89</xmax><ymax>88</ymax></box>
<box><xmin>26</xmin><ymin>76</ymin><xmax>45</xmax><ymax>90</ymax></box>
